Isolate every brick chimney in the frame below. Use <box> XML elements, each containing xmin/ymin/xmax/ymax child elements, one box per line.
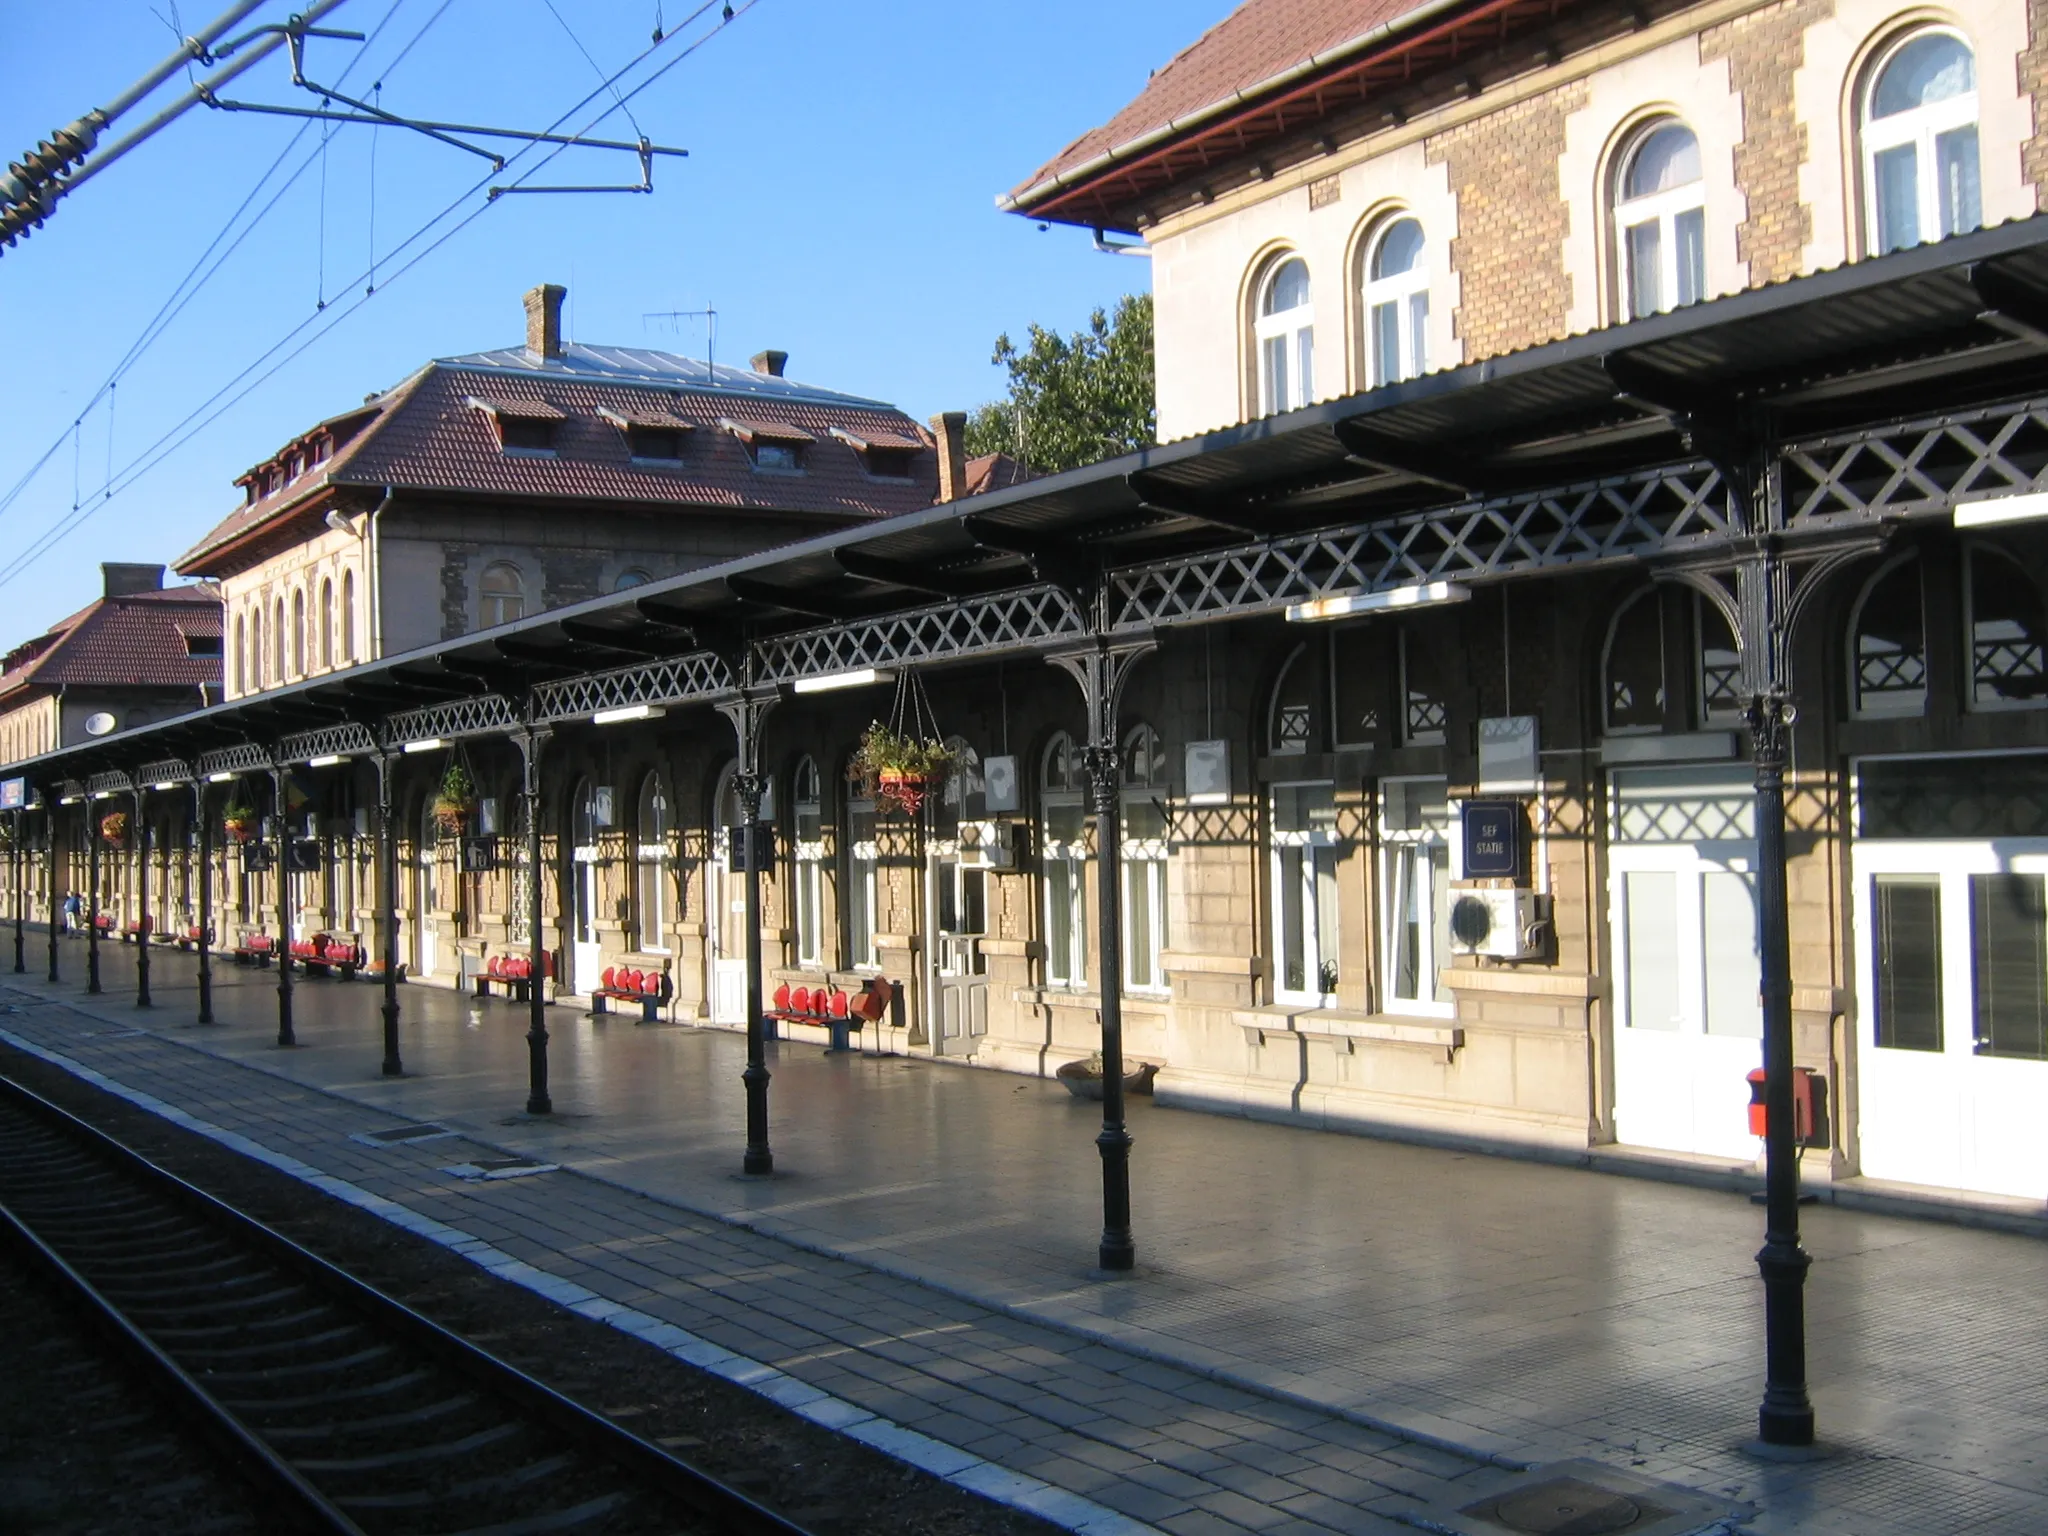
<box><xmin>930</xmin><ymin>412</ymin><xmax>968</xmax><ymax>503</ymax></box>
<box><xmin>102</xmin><ymin>563</ymin><xmax>164</xmax><ymax>598</ymax></box>
<box><xmin>523</xmin><ymin>283</ymin><xmax>566</xmax><ymax>361</ymax></box>
<box><xmin>750</xmin><ymin>349</ymin><xmax>788</xmax><ymax>377</ymax></box>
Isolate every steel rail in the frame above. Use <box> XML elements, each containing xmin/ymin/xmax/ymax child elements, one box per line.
<box><xmin>0</xmin><ymin>1073</ymin><xmax>809</xmax><ymax>1536</ymax></box>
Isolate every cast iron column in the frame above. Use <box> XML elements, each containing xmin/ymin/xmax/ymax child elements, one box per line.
<box><xmin>11</xmin><ymin>809</ymin><xmax>23</xmax><ymax>973</ymax></box>
<box><xmin>374</xmin><ymin>752</ymin><xmax>402</xmax><ymax>1076</ymax></box>
<box><xmin>44</xmin><ymin>802</ymin><xmax>58</xmax><ymax>984</ymax></box>
<box><xmin>716</xmin><ymin>688</ymin><xmax>780</xmax><ymax>1176</ymax></box>
<box><xmin>86</xmin><ymin>799</ymin><xmax>101</xmax><ymax>994</ymax></box>
<box><xmin>132</xmin><ymin>788</ymin><xmax>151</xmax><ymax>1007</ymax></box>
<box><xmin>193</xmin><ymin>781</ymin><xmax>213</xmax><ymax>1024</ymax></box>
<box><xmin>519</xmin><ymin>728</ymin><xmax>552</xmax><ymax>1114</ymax></box>
<box><xmin>272</xmin><ymin>768</ymin><xmax>295</xmax><ymax>1047</ymax></box>
<box><xmin>1049</xmin><ymin>635</ymin><xmax>1154</xmax><ymax>1273</ymax></box>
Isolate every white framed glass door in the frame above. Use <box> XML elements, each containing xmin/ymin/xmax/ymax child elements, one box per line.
<box><xmin>569</xmin><ymin>780</ymin><xmax>602</xmax><ymax>992</ymax></box>
<box><xmin>707</xmin><ymin>767</ymin><xmax>745</xmax><ymax>1024</ymax></box>
<box><xmin>415</xmin><ymin>801</ymin><xmax>439</xmax><ymax>978</ymax></box>
<box><xmin>1854</xmin><ymin>840</ymin><xmax>2048</xmax><ymax>1198</ymax></box>
<box><xmin>1607</xmin><ymin>767</ymin><xmax>1761</xmax><ymax>1159</ymax></box>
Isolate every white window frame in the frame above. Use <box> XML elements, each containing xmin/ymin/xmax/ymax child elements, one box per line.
<box><xmin>1379</xmin><ymin>776</ymin><xmax>1456</xmax><ymax>1018</ymax></box>
<box><xmin>845</xmin><ymin>794</ymin><xmax>879</xmax><ymax>971</ymax></box>
<box><xmin>636</xmin><ymin>772</ymin><xmax>672</xmax><ymax>954</ymax></box>
<box><xmin>1861</xmin><ymin>28</ymin><xmax>1980</xmax><ymax>255</ymax></box>
<box><xmin>1363</xmin><ymin>218</ymin><xmax>1429</xmax><ymax>386</ymax></box>
<box><xmin>1270</xmin><ymin>780</ymin><xmax>1341</xmax><ymax>1007</ymax></box>
<box><xmin>479</xmin><ymin>563</ymin><xmax>525</xmax><ymax>628</ymax></box>
<box><xmin>1254</xmin><ymin>257</ymin><xmax>1315</xmax><ymax>417</ymax></box>
<box><xmin>1120</xmin><ymin>725</ymin><xmax>1170</xmax><ymax>994</ymax></box>
<box><xmin>1042</xmin><ymin>733</ymin><xmax>1089</xmax><ymax>989</ymax></box>
<box><xmin>1613</xmin><ymin>123</ymin><xmax>1706</xmax><ymax>319</ymax></box>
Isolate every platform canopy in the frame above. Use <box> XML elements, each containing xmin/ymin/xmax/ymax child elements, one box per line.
<box><xmin>25</xmin><ymin>213</ymin><xmax>2048</xmax><ymax>787</ymax></box>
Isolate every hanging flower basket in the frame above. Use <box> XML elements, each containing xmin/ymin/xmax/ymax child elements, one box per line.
<box><xmin>433</xmin><ymin>760</ymin><xmax>478</xmax><ymax>836</ymax></box>
<box><xmin>99</xmin><ymin>811</ymin><xmax>129</xmax><ymax>848</ymax></box>
<box><xmin>849</xmin><ymin>721</ymin><xmax>956</xmax><ymax>818</ymax></box>
<box><xmin>222</xmin><ymin>795</ymin><xmax>258</xmax><ymax>844</ymax></box>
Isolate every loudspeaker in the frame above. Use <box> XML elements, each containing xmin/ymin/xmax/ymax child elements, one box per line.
<box><xmin>984</xmin><ymin>754</ymin><xmax>1019</xmax><ymax>813</ymax></box>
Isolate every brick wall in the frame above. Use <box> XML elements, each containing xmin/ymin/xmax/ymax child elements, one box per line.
<box><xmin>2023</xmin><ymin>0</ymin><xmax>2048</xmax><ymax>200</ymax></box>
<box><xmin>1701</xmin><ymin>0</ymin><xmax>1835</xmax><ymax>287</ymax></box>
<box><xmin>1426</xmin><ymin>82</ymin><xmax>1588</xmax><ymax>362</ymax></box>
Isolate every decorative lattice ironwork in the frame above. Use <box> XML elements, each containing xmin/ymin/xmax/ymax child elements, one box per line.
<box><xmin>196</xmin><ymin>743</ymin><xmax>272</xmax><ymax>778</ymax></box>
<box><xmin>1110</xmin><ymin>463</ymin><xmax>1730</xmax><ymax>629</ymax></box>
<box><xmin>384</xmin><ymin>694</ymin><xmax>520</xmax><ymax>744</ymax></box>
<box><xmin>530</xmin><ymin>652</ymin><xmax>731</xmax><ymax>723</ymax></box>
<box><xmin>1783</xmin><ymin>397</ymin><xmax>2048</xmax><ymax>526</ymax></box>
<box><xmin>1610</xmin><ymin>771</ymin><xmax>1757</xmax><ymax>844</ymax></box>
<box><xmin>84</xmin><ymin>770</ymin><xmax>133</xmax><ymax>796</ymax></box>
<box><xmin>134</xmin><ymin>759</ymin><xmax>193</xmax><ymax>786</ymax></box>
<box><xmin>759</xmin><ymin>587</ymin><xmax>1088</xmax><ymax>684</ymax></box>
<box><xmin>277</xmin><ymin>722</ymin><xmax>378</xmax><ymax>764</ymax></box>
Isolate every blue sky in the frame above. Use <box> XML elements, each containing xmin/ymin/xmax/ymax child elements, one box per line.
<box><xmin>0</xmin><ymin>0</ymin><xmax>1227</xmax><ymax>635</ymax></box>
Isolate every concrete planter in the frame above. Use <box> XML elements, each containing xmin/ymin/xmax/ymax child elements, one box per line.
<box><xmin>1055</xmin><ymin>1059</ymin><xmax>1158</xmax><ymax>1101</ymax></box>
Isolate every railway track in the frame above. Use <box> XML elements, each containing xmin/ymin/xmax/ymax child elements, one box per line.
<box><xmin>0</xmin><ymin>1073</ymin><xmax>809</xmax><ymax>1536</ymax></box>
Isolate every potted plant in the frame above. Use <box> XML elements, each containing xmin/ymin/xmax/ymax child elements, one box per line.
<box><xmin>222</xmin><ymin>796</ymin><xmax>258</xmax><ymax>845</ymax></box>
<box><xmin>433</xmin><ymin>760</ymin><xmax>478</xmax><ymax>835</ymax></box>
<box><xmin>1055</xmin><ymin>1051</ymin><xmax>1159</xmax><ymax>1101</ymax></box>
<box><xmin>849</xmin><ymin>721</ymin><xmax>956</xmax><ymax>816</ymax></box>
<box><xmin>98</xmin><ymin>810</ymin><xmax>129</xmax><ymax>847</ymax></box>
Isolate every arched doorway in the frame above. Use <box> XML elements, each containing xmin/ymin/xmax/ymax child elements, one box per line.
<box><xmin>414</xmin><ymin>797</ymin><xmax>439</xmax><ymax>978</ymax></box>
<box><xmin>706</xmin><ymin>765</ymin><xmax>751</xmax><ymax>1024</ymax></box>
<box><xmin>569</xmin><ymin>780</ymin><xmax>604</xmax><ymax>989</ymax></box>
<box><xmin>925</xmin><ymin>738</ymin><xmax>987</xmax><ymax>1055</ymax></box>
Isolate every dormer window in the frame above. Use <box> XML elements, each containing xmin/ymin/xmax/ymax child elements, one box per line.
<box><xmin>830</xmin><ymin>426</ymin><xmax>922</xmax><ymax>480</ymax></box>
<box><xmin>719</xmin><ymin>416</ymin><xmax>813</xmax><ymax>474</ymax></box>
<box><xmin>599</xmin><ymin>407</ymin><xmax>692</xmax><ymax>463</ymax></box>
<box><xmin>183</xmin><ymin>631</ymin><xmax>223</xmax><ymax>658</ymax></box>
<box><xmin>467</xmin><ymin>396</ymin><xmax>566</xmax><ymax>456</ymax></box>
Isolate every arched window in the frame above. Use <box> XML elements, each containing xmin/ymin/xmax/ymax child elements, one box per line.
<box><xmin>1364</xmin><ymin>217</ymin><xmax>1429</xmax><ymax>385</ymax></box>
<box><xmin>1272</xmin><ymin>780</ymin><xmax>1340</xmax><ymax>1004</ymax></box>
<box><xmin>341</xmin><ymin>569</ymin><xmax>356</xmax><ymax>662</ymax></box>
<box><xmin>1696</xmin><ymin>594</ymin><xmax>1745</xmax><ymax>724</ymax></box>
<box><xmin>1400</xmin><ymin>627</ymin><xmax>1447</xmax><ymax>745</ymax></box>
<box><xmin>1863</xmin><ymin>29</ymin><xmax>1979</xmax><ymax>254</ymax></box>
<box><xmin>250</xmin><ymin>607</ymin><xmax>263</xmax><ymax>689</ymax></box>
<box><xmin>1604</xmin><ymin>588</ymin><xmax>1669</xmax><ymax>732</ymax></box>
<box><xmin>1966</xmin><ymin>546</ymin><xmax>2047</xmax><ymax>709</ymax></box>
<box><xmin>479</xmin><ymin>563</ymin><xmax>525</xmax><ymax>628</ymax></box>
<box><xmin>636</xmin><ymin>772</ymin><xmax>672</xmax><ymax>952</ymax></box>
<box><xmin>614</xmin><ymin>569</ymin><xmax>651</xmax><ymax>592</ymax></box>
<box><xmin>1121</xmin><ymin>725</ymin><xmax>1170</xmax><ymax>992</ymax></box>
<box><xmin>1849</xmin><ymin>555</ymin><xmax>1926</xmax><ymax>717</ymax></box>
<box><xmin>844</xmin><ymin>766</ymin><xmax>878</xmax><ymax>970</ymax></box>
<box><xmin>1270</xmin><ymin>644</ymin><xmax>1317</xmax><ymax>755</ymax></box>
<box><xmin>793</xmin><ymin>757</ymin><xmax>825</xmax><ymax>968</ymax></box>
<box><xmin>319</xmin><ymin>578</ymin><xmax>334</xmax><ymax>670</ymax></box>
<box><xmin>1041</xmin><ymin>732</ymin><xmax>1087</xmax><ymax>987</ymax></box>
<box><xmin>272</xmin><ymin>598</ymin><xmax>286</xmax><ymax>683</ymax></box>
<box><xmin>1254</xmin><ymin>256</ymin><xmax>1314</xmax><ymax>417</ymax></box>
<box><xmin>1614</xmin><ymin>121</ymin><xmax>1705</xmax><ymax>318</ymax></box>
<box><xmin>233</xmin><ymin>613</ymin><xmax>246</xmax><ymax>694</ymax></box>
<box><xmin>291</xmin><ymin>588</ymin><xmax>305</xmax><ymax>677</ymax></box>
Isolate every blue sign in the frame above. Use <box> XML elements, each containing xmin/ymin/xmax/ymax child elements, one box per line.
<box><xmin>1462</xmin><ymin>800</ymin><xmax>1524</xmax><ymax>879</ymax></box>
<box><xmin>0</xmin><ymin>778</ymin><xmax>24</xmax><ymax>811</ymax></box>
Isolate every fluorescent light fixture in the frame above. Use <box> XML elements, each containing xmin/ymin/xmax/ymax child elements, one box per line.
<box><xmin>592</xmin><ymin>704</ymin><xmax>665</xmax><ymax>726</ymax></box>
<box><xmin>1954</xmin><ymin>491</ymin><xmax>2048</xmax><ymax>528</ymax></box>
<box><xmin>59</xmin><ymin>795</ymin><xmax>80</xmax><ymax>805</ymax></box>
<box><xmin>1286</xmin><ymin>581</ymin><xmax>1473</xmax><ymax>623</ymax></box>
<box><xmin>152</xmin><ymin>781</ymin><xmax>178</xmax><ymax>791</ymax></box>
<box><xmin>206</xmin><ymin>771</ymin><xmax>235</xmax><ymax>783</ymax></box>
<box><xmin>794</xmin><ymin>666</ymin><xmax>898</xmax><ymax>695</ymax></box>
<box><xmin>91</xmin><ymin>791</ymin><xmax>111</xmax><ymax>801</ymax></box>
<box><xmin>307</xmin><ymin>754</ymin><xmax>345</xmax><ymax>768</ymax></box>
<box><xmin>402</xmin><ymin>738</ymin><xmax>444</xmax><ymax>754</ymax></box>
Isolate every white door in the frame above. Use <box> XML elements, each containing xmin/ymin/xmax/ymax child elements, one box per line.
<box><xmin>415</xmin><ymin>805</ymin><xmax>438</xmax><ymax>978</ymax></box>
<box><xmin>572</xmin><ymin>845</ymin><xmax>602</xmax><ymax>990</ymax></box>
<box><xmin>707</xmin><ymin>826</ymin><xmax>746</xmax><ymax>1024</ymax></box>
<box><xmin>1608</xmin><ymin>767</ymin><xmax>1763</xmax><ymax>1160</ymax></box>
<box><xmin>1854</xmin><ymin>840</ymin><xmax>2048</xmax><ymax>1199</ymax></box>
<box><xmin>928</xmin><ymin>850</ymin><xmax>987</xmax><ymax>1055</ymax></box>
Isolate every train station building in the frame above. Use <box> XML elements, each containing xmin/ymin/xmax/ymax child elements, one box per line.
<box><xmin>8</xmin><ymin>0</ymin><xmax>2048</xmax><ymax>1267</ymax></box>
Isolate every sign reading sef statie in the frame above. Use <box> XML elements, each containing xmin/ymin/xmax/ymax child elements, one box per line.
<box><xmin>1461</xmin><ymin>800</ymin><xmax>1524</xmax><ymax>879</ymax></box>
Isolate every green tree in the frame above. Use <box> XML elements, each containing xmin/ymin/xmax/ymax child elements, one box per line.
<box><xmin>963</xmin><ymin>294</ymin><xmax>1155</xmax><ymax>474</ymax></box>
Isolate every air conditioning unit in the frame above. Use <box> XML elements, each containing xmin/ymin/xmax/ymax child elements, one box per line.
<box><xmin>1448</xmin><ymin>888</ymin><xmax>1546</xmax><ymax>959</ymax></box>
<box><xmin>957</xmin><ymin>820</ymin><xmax>1016</xmax><ymax>870</ymax></box>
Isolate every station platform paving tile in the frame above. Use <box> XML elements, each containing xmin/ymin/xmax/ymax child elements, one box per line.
<box><xmin>1</xmin><ymin>941</ymin><xmax>2042</xmax><ymax>1534</ymax></box>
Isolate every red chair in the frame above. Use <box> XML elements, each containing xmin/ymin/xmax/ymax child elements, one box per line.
<box><xmin>828</xmin><ymin>990</ymin><xmax>850</xmax><ymax>1018</ymax></box>
<box><xmin>600</xmin><ymin>966</ymin><xmax>617</xmax><ymax>991</ymax></box>
<box><xmin>772</xmin><ymin>982</ymin><xmax>791</xmax><ymax>1011</ymax></box>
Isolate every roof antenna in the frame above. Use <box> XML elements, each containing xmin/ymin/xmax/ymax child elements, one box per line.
<box><xmin>641</xmin><ymin>304</ymin><xmax>717</xmax><ymax>382</ymax></box>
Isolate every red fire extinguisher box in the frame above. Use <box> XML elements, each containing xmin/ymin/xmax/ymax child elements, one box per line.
<box><xmin>1747</xmin><ymin>1066</ymin><xmax>1828</xmax><ymax>1148</ymax></box>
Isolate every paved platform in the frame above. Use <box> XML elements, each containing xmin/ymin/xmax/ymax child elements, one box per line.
<box><xmin>2</xmin><ymin>938</ymin><xmax>2043</xmax><ymax>1534</ymax></box>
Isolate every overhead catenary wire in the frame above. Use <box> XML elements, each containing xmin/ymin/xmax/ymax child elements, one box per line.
<box><xmin>0</xmin><ymin>1</ymin><xmax>756</xmax><ymax>594</ymax></box>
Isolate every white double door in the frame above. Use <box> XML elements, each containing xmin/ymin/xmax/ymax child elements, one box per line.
<box><xmin>924</xmin><ymin>849</ymin><xmax>987</xmax><ymax>1055</ymax></box>
<box><xmin>1610</xmin><ymin>839</ymin><xmax>1763</xmax><ymax>1160</ymax></box>
<box><xmin>706</xmin><ymin>829</ymin><xmax>746</xmax><ymax>1024</ymax></box>
<box><xmin>571</xmin><ymin>844</ymin><xmax>602</xmax><ymax>991</ymax></box>
<box><xmin>1854</xmin><ymin>839</ymin><xmax>2048</xmax><ymax>1199</ymax></box>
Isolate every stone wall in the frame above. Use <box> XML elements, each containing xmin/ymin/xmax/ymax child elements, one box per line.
<box><xmin>1701</xmin><ymin>0</ymin><xmax>1834</xmax><ymax>287</ymax></box>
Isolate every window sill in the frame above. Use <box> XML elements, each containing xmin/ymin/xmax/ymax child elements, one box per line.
<box><xmin>1012</xmin><ymin>985</ymin><xmax>1170</xmax><ymax>1014</ymax></box>
<box><xmin>1232</xmin><ymin>1004</ymin><xmax>1463</xmax><ymax>1061</ymax></box>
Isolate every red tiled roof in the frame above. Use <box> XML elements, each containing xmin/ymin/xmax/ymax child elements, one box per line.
<box><xmin>964</xmin><ymin>452</ymin><xmax>1036</xmax><ymax>497</ymax></box>
<box><xmin>0</xmin><ymin>583</ymin><xmax>221</xmax><ymax>704</ymax></box>
<box><xmin>829</xmin><ymin>426</ymin><xmax>926</xmax><ymax>453</ymax></box>
<box><xmin>178</xmin><ymin>363</ymin><xmax>942</xmax><ymax>577</ymax></box>
<box><xmin>466</xmin><ymin>396</ymin><xmax>567</xmax><ymax>421</ymax></box>
<box><xmin>718</xmin><ymin>416</ymin><xmax>817</xmax><ymax>446</ymax></box>
<box><xmin>598</xmin><ymin>407</ymin><xmax>696</xmax><ymax>431</ymax></box>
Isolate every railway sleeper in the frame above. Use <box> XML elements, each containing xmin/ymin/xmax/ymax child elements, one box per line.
<box><xmin>332</xmin><ymin>1451</ymin><xmax>580</xmax><ymax>1510</ymax></box>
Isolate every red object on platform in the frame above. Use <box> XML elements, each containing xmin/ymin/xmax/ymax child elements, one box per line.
<box><xmin>1747</xmin><ymin>1066</ymin><xmax>1818</xmax><ymax>1142</ymax></box>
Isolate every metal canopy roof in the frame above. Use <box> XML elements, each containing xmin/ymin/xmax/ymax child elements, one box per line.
<box><xmin>24</xmin><ymin>214</ymin><xmax>2048</xmax><ymax>788</ymax></box>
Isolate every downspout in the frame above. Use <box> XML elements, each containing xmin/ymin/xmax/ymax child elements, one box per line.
<box><xmin>1093</xmin><ymin>228</ymin><xmax>1151</xmax><ymax>258</ymax></box>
